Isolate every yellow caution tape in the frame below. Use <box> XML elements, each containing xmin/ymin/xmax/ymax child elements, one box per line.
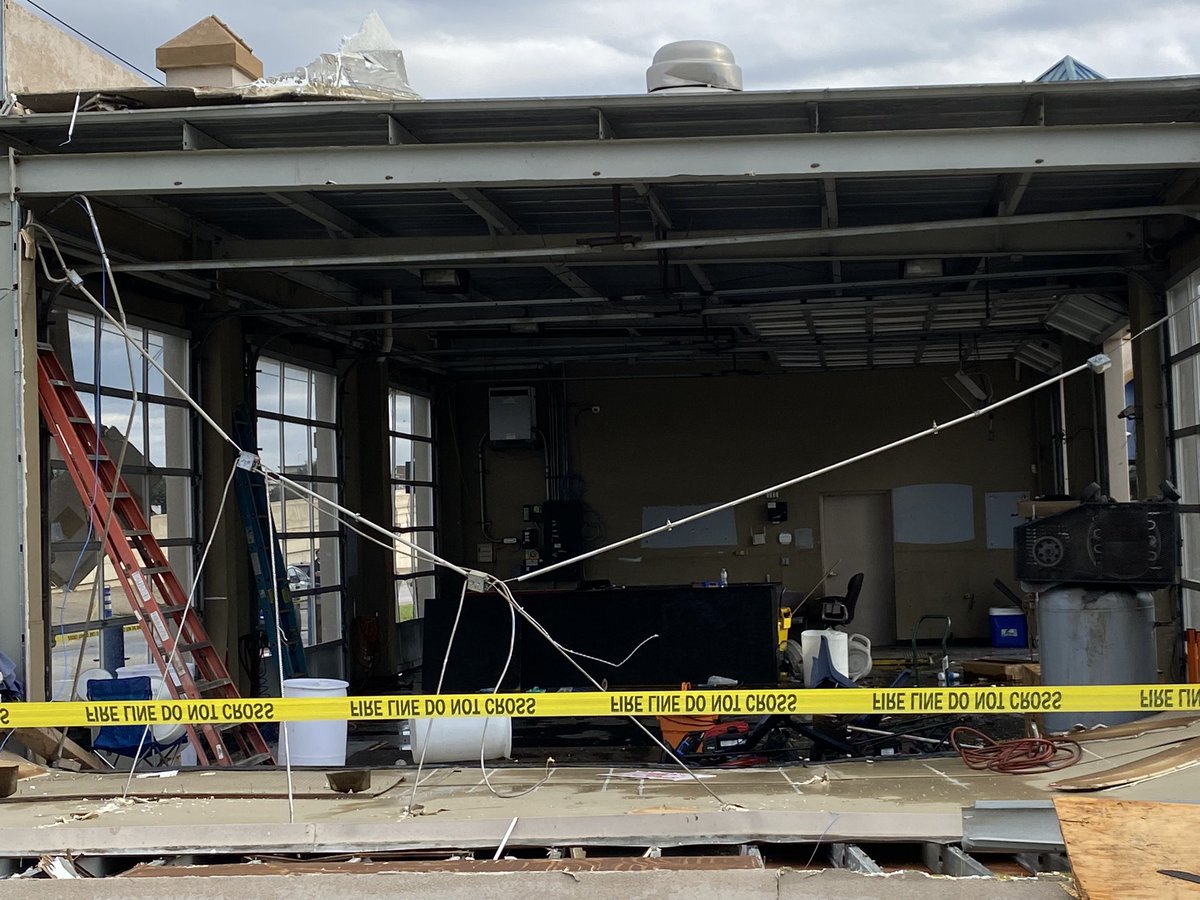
<box><xmin>3</xmin><ymin>684</ymin><xmax>1199</xmax><ymax>728</ymax></box>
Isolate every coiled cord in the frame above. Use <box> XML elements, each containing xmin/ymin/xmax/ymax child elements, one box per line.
<box><xmin>949</xmin><ymin>725</ymin><xmax>1082</xmax><ymax>774</ymax></box>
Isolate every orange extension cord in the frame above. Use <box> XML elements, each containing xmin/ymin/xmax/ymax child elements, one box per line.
<box><xmin>949</xmin><ymin>726</ymin><xmax>1082</xmax><ymax>774</ymax></box>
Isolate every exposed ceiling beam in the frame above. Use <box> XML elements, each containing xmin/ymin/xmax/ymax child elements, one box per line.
<box><xmin>182</xmin><ymin>121</ymin><xmax>377</xmax><ymax>241</ymax></box>
<box><xmin>203</xmin><ymin>218</ymin><xmax>1146</xmax><ymax>265</ymax></box>
<box><xmin>388</xmin><ymin>113</ymin><xmax>599</xmax><ymax>297</ymax></box>
<box><xmin>23</xmin><ymin>124</ymin><xmax>1200</xmax><ymax>196</ymax></box>
<box><xmin>101</xmin><ymin>207</ymin><xmax>1169</xmax><ymax>274</ymax></box>
<box><xmin>96</xmin><ymin>195</ymin><xmax>360</xmax><ymax>304</ymax></box>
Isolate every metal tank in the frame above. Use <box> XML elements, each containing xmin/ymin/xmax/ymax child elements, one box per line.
<box><xmin>1036</xmin><ymin>587</ymin><xmax>1157</xmax><ymax>733</ymax></box>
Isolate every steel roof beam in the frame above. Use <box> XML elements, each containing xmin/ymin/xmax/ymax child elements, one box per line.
<box><xmin>18</xmin><ymin>124</ymin><xmax>1200</xmax><ymax>197</ymax></box>
<box><xmin>201</xmin><ymin>218</ymin><xmax>1145</xmax><ymax>265</ymax></box>
<box><xmin>388</xmin><ymin>113</ymin><xmax>600</xmax><ymax>297</ymax></box>
<box><xmin>92</xmin><ymin>207</ymin><xmax>1174</xmax><ymax>274</ymax></box>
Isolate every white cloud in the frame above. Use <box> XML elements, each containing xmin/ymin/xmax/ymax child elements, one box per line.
<box><xmin>14</xmin><ymin>0</ymin><xmax>1200</xmax><ymax>98</ymax></box>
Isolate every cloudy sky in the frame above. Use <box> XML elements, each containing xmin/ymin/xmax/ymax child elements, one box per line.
<box><xmin>17</xmin><ymin>0</ymin><xmax>1200</xmax><ymax>98</ymax></box>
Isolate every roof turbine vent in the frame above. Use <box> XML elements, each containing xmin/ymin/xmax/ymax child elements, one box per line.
<box><xmin>646</xmin><ymin>40</ymin><xmax>742</xmax><ymax>94</ymax></box>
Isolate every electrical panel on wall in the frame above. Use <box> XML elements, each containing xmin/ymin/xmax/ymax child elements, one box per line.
<box><xmin>523</xmin><ymin>499</ymin><xmax>584</xmax><ymax>580</ymax></box>
<box><xmin>488</xmin><ymin>387</ymin><xmax>535</xmax><ymax>444</ymax></box>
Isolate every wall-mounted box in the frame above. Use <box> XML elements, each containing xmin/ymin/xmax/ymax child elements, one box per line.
<box><xmin>488</xmin><ymin>387</ymin><xmax>535</xmax><ymax>444</ymax></box>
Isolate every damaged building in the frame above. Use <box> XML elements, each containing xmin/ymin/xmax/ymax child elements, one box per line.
<box><xmin>0</xmin><ymin>4</ymin><xmax>1199</xmax><ymax>897</ymax></box>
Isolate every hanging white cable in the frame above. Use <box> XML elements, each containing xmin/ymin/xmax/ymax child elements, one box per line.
<box><xmin>264</xmin><ymin>479</ymin><xmax>295</xmax><ymax>824</ymax></box>
<box><xmin>121</xmin><ymin>462</ymin><xmax>237</xmax><ymax>795</ymax></box>
<box><xmin>29</xmin><ymin>211</ymin><xmax>143</xmax><ymax>774</ymax></box>
<box><xmin>484</xmin><ymin>576</ymin><xmax>732</xmax><ymax>806</ymax></box>
<box><xmin>30</xmin><ymin>201</ymin><xmax>1200</xmax><ymax>806</ymax></box>
<box><xmin>517</xmin><ymin>354</ymin><xmax>1116</xmax><ymax>583</ymax></box>
<box><xmin>405</xmin><ymin>578</ymin><xmax>469</xmax><ymax>817</ymax></box>
<box><xmin>42</xmin><ymin>248</ymin><xmax>465</xmax><ymax>580</ymax></box>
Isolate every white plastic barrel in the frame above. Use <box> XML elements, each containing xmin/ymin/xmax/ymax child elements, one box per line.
<box><xmin>800</xmin><ymin>629</ymin><xmax>849</xmax><ymax>687</ymax></box>
<box><xmin>278</xmin><ymin>677</ymin><xmax>349</xmax><ymax>767</ymax></box>
<box><xmin>410</xmin><ymin>716</ymin><xmax>512</xmax><ymax>764</ymax></box>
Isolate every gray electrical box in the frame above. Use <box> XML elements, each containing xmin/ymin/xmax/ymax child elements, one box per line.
<box><xmin>488</xmin><ymin>387</ymin><xmax>535</xmax><ymax>443</ymax></box>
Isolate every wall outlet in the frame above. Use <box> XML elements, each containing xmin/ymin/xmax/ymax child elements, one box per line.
<box><xmin>780</xmin><ymin>556</ymin><xmax>791</xmax><ymax>566</ymax></box>
<box><xmin>477</xmin><ymin>543</ymin><xmax>495</xmax><ymax>563</ymax></box>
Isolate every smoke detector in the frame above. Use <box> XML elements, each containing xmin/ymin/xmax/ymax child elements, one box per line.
<box><xmin>646</xmin><ymin>41</ymin><xmax>742</xmax><ymax>94</ymax></box>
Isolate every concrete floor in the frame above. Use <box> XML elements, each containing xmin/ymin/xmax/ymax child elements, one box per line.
<box><xmin>0</xmin><ymin>869</ymin><xmax>1074</xmax><ymax>898</ymax></box>
<box><xmin>2</xmin><ymin>712</ymin><xmax>1196</xmax><ymax>892</ymax></box>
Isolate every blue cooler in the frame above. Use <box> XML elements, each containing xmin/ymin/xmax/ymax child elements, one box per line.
<box><xmin>989</xmin><ymin>607</ymin><xmax>1027</xmax><ymax>648</ymax></box>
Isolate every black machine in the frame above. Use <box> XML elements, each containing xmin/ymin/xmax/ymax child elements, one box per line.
<box><xmin>1014</xmin><ymin>499</ymin><xmax>1178</xmax><ymax>589</ymax></box>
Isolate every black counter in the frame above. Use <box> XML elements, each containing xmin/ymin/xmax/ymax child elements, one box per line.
<box><xmin>423</xmin><ymin>583</ymin><xmax>780</xmax><ymax>692</ymax></box>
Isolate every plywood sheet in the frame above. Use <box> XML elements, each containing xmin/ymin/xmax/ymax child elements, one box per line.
<box><xmin>1054</xmin><ymin>797</ymin><xmax>1200</xmax><ymax>899</ymax></box>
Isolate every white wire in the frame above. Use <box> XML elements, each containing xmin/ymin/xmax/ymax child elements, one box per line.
<box><xmin>32</xmin><ymin>207</ymin><xmax>142</xmax><ymax>775</ymax></box>
<box><xmin>31</xmin><ymin>202</ymin><xmax>1200</xmax><ymax>806</ymax></box>
<box><xmin>485</xmin><ymin>576</ymin><xmax>731</xmax><ymax>806</ymax></box>
<box><xmin>405</xmin><ymin>578</ymin><xmax>469</xmax><ymax>816</ymax></box>
<box><xmin>516</xmin><ymin>356</ymin><xmax>1105</xmax><ymax>583</ymax></box>
<box><xmin>121</xmin><ymin>462</ymin><xmax>237</xmax><ymax>794</ymax></box>
<box><xmin>264</xmin><ymin>477</ymin><xmax>295</xmax><ymax>823</ymax></box>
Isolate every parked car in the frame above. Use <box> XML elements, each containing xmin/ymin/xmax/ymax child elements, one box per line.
<box><xmin>287</xmin><ymin>564</ymin><xmax>312</xmax><ymax>591</ymax></box>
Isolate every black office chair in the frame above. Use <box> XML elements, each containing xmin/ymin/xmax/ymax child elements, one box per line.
<box><xmin>819</xmin><ymin>572</ymin><xmax>864</xmax><ymax>626</ymax></box>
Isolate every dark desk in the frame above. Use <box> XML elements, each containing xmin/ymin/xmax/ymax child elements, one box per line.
<box><xmin>423</xmin><ymin>583</ymin><xmax>780</xmax><ymax>692</ymax></box>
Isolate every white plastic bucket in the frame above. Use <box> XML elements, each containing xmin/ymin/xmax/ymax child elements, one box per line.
<box><xmin>410</xmin><ymin>716</ymin><xmax>512</xmax><ymax>764</ymax></box>
<box><xmin>800</xmin><ymin>629</ymin><xmax>849</xmax><ymax>687</ymax></box>
<box><xmin>278</xmin><ymin>677</ymin><xmax>349</xmax><ymax>767</ymax></box>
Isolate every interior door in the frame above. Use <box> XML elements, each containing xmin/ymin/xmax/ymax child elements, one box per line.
<box><xmin>820</xmin><ymin>492</ymin><xmax>896</xmax><ymax>645</ymax></box>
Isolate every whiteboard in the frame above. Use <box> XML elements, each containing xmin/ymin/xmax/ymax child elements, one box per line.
<box><xmin>640</xmin><ymin>504</ymin><xmax>739</xmax><ymax>549</ymax></box>
<box><xmin>892</xmin><ymin>483</ymin><xmax>975</xmax><ymax>544</ymax></box>
<box><xmin>985</xmin><ymin>491</ymin><xmax>1030</xmax><ymax>549</ymax></box>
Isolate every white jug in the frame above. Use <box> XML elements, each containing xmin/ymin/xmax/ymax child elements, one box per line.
<box><xmin>846</xmin><ymin>633</ymin><xmax>872</xmax><ymax>681</ymax></box>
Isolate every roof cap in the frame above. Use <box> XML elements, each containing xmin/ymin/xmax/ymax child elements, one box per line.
<box><xmin>156</xmin><ymin>16</ymin><xmax>263</xmax><ymax>81</ymax></box>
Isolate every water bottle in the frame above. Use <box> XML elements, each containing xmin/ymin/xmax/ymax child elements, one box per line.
<box><xmin>718</xmin><ymin>568</ymin><xmax>728</xmax><ymax>587</ymax></box>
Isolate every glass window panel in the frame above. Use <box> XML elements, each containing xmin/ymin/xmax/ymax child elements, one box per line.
<box><xmin>67</xmin><ymin>312</ymin><xmax>96</xmax><ymax>383</ymax></box>
<box><xmin>256</xmin><ymin>417</ymin><xmax>282</xmax><ymax>471</ymax></box>
<box><xmin>1185</xmin><ymin>587</ymin><xmax>1200</xmax><ymax>631</ymax></box>
<box><xmin>411</xmin><ymin>395</ymin><xmax>431</xmax><ymax>437</ymax></box>
<box><xmin>98</xmin><ymin>395</ymin><xmax>145</xmax><ymax>460</ymax></box>
<box><xmin>313</xmin><ymin>370</ymin><xmax>336</xmax><ymax>424</ymax></box>
<box><xmin>1183</xmin><ymin>514</ymin><xmax>1200</xmax><ymax>581</ymax></box>
<box><xmin>394</xmin><ymin>530</ymin><xmax>435</xmax><ymax>578</ymax></box>
<box><xmin>312</xmin><ymin>425</ymin><xmax>338</xmax><ymax>477</ymax></box>
<box><xmin>282</xmin><ymin>421</ymin><xmax>311</xmax><ymax>474</ymax></box>
<box><xmin>316</xmin><ymin>591</ymin><xmax>341</xmax><ymax>644</ymax></box>
<box><xmin>279</xmin><ymin>489</ymin><xmax>315</xmax><ymax>537</ymax></box>
<box><xmin>316</xmin><ymin>535</ymin><xmax>341</xmax><ymax>589</ymax></box>
<box><xmin>146</xmin><ymin>332</ymin><xmax>166</xmax><ymax>394</ymax></box>
<box><xmin>312</xmin><ymin>480</ymin><xmax>341</xmax><ymax>540</ymax></box>
<box><xmin>147</xmin><ymin>475</ymin><xmax>193</xmax><ymax>539</ymax></box>
<box><xmin>391</xmin><ymin>392</ymin><xmax>411</xmax><ymax>433</ymax></box>
<box><xmin>412</xmin><ymin>486</ymin><xmax>435</xmax><ymax>528</ymax></box>
<box><xmin>391</xmin><ymin>436</ymin><xmax>432</xmax><ymax>483</ymax></box>
<box><xmin>1177</xmin><ymin>435</ymin><xmax>1200</xmax><ymax>505</ymax></box>
<box><xmin>1173</xmin><ymin>357</ymin><xmax>1200</xmax><ymax>431</ymax></box>
<box><xmin>98</xmin><ymin>321</ymin><xmax>142</xmax><ymax>392</ymax></box>
<box><xmin>396</xmin><ymin>579</ymin><xmax>415</xmax><ymax>622</ymax></box>
<box><xmin>281</xmin><ymin>538</ymin><xmax>316</xmax><ymax>589</ymax></box>
<box><xmin>283</xmin><ymin>365</ymin><xmax>310</xmax><ymax>417</ymax></box>
<box><xmin>1169</xmin><ymin>275</ymin><xmax>1200</xmax><ymax>354</ymax></box>
<box><xmin>145</xmin><ymin>402</ymin><xmax>191</xmax><ymax>469</ymax></box>
<box><xmin>257</xmin><ymin>359</ymin><xmax>281</xmax><ymax>414</ymax></box>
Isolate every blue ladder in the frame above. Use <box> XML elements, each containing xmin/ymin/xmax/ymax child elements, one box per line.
<box><xmin>232</xmin><ymin>404</ymin><xmax>307</xmax><ymax>678</ymax></box>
